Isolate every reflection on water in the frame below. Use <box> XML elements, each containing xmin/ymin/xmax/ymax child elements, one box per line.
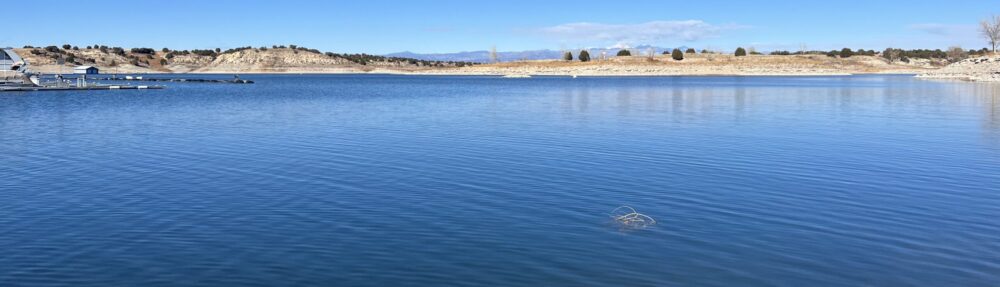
<box><xmin>1</xmin><ymin>75</ymin><xmax>999</xmax><ymax>286</ymax></box>
<box><xmin>976</xmin><ymin>83</ymin><xmax>1000</xmax><ymax>143</ymax></box>
<box><xmin>555</xmin><ymin>76</ymin><xmax>1000</xmax><ymax>145</ymax></box>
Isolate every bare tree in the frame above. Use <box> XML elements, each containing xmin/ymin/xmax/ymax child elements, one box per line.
<box><xmin>982</xmin><ymin>15</ymin><xmax>1000</xmax><ymax>53</ymax></box>
<box><xmin>947</xmin><ymin>46</ymin><xmax>967</xmax><ymax>62</ymax></box>
<box><xmin>489</xmin><ymin>45</ymin><xmax>498</xmax><ymax>63</ymax></box>
<box><xmin>885</xmin><ymin>48</ymin><xmax>901</xmax><ymax>63</ymax></box>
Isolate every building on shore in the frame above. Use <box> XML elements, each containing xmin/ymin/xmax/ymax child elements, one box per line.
<box><xmin>74</xmin><ymin>66</ymin><xmax>99</xmax><ymax>75</ymax></box>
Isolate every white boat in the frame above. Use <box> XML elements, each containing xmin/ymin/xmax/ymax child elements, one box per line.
<box><xmin>0</xmin><ymin>48</ymin><xmax>39</xmax><ymax>86</ymax></box>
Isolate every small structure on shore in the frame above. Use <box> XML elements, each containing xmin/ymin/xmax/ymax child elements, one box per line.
<box><xmin>74</xmin><ymin>66</ymin><xmax>99</xmax><ymax>75</ymax></box>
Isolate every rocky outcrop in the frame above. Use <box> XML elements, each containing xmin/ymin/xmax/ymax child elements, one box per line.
<box><xmin>164</xmin><ymin>54</ymin><xmax>214</xmax><ymax>73</ymax></box>
<box><xmin>918</xmin><ymin>56</ymin><xmax>1000</xmax><ymax>82</ymax></box>
<box><xmin>15</xmin><ymin>47</ymin><xmax>448</xmax><ymax>74</ymax></box>
<box><xmin>201</xmin><ymin>49</ymin><xmax>362</xmax><ymax>73</ymax></box>
<box><xmin>15</xmin><ymin>48</ymin><xmax>156</xmax><ymax>74</ymax></box>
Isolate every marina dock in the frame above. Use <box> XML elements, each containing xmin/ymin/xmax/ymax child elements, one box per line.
<box><xmin>1</xmin><ymin>85</ymin><xmax>164</xmax><ymax>92</ymax></box>
<box><xmin>96</xmin><ymin>76</ymin><xmax>254</xmax><ymax>84</ymax></box>
<box><xmin>1</xmin><ymin>48</ymin><xmax>167</xmax><ymax>92</ymax></box>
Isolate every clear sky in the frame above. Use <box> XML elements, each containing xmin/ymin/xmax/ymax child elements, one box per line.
<box><xmin>5</xmin><ymin>0</ymin><xmax>998</xmax><ymax>54</ymax></box>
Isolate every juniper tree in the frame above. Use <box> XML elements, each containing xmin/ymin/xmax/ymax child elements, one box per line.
<box><xmin>672</xmin><ymin>49</ymin><xmax>684</xmax><ymax>61</ymax></box>
<box><xmin>735</xmin><ymin>47</ymin><xmax>747</xmax><ymax>56</ymax></box>
<box><xmin>579</xmin><ymin>50</ymin><xmax>591</xmax><ymax>62</ymax></box>
<box><xmin>839</xmin><ymin>48</ymin><xmax>854</xmax><ymax>58</ymax></box>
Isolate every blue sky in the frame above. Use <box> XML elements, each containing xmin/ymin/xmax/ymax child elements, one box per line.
<box><xmin>5</xmin><ymin>0</ymin><xmax>997</xmax><ymax>54</ymax></box>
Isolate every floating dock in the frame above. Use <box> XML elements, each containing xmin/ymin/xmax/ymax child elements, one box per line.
<box><xmin>0</xmin><ymin>85</ymin><xmax>164</xmax><ymax>92</ymax></box>
<box><xmin>96</xmin><ymin>76</ymin><xmax>254</xmax><ymax>84</ymax></box>
<box><xmin>1</xmin><ymin>48</ymin><xmax>171</xmax><ymax>92</ymax></box>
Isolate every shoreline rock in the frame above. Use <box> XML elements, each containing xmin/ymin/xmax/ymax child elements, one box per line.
<box><xmin>918</xmin><ymin>56</ymin><xmax>1000</xmax><ymax>82</ymax></box>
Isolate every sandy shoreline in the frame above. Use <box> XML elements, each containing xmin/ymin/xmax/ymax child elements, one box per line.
<box><xmin>391</xmin><ymin>55</ymin><xmax>935</xmax><ymax>77</ymax></box>
<box><xmin>22</xmin><ymin>53</ymin><xmax>943</xmax><ymax>77</ymax></box>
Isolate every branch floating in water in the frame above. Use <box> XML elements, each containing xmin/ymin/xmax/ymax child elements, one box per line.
<box><xmin>610</xmin><ymin>206</ymin><xmax>656</xmax><ymax>229</ymax></box>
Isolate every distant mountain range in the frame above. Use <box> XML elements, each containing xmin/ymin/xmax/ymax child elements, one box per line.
<box><xmin>387</xmin><ymin>45</ymin><xmax>690</xmax><ymax>63</ymax></box>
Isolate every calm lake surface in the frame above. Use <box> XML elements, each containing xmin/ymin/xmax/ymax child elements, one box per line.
<box><xmin>1</xmin><ymin>75</ymin><xmax>999</xmax><ymax>286</ymax></box>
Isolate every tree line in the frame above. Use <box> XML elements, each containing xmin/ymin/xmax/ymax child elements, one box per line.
<box><xmin>21</xmin><ymin>44</ymin><xmax>478</xmax><ymax>68</ymax></box>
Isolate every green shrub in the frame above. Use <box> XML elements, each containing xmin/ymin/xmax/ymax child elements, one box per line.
<box><xmin>839</xmin><ymin>48</ymin><xmax>854</xmax><ymax>58</ymax></box>
<box><xmin>671</xmin><ymin>49</ymin><xmax>684</xmax><ymax>61</ymax></box>
<box><xmin>579</xmin><ymin>50</ymin><xmax>591</xmax><ymax>62</ymax></box>
<box><xmin>191</xmin><ymin>49</ymin><xmax>217</xmax><ymax>56</ymax></box>
<box><xmin>735</xmin><ymin>47</ymin><xmax>747</xmax><ymax>56</ymax></box>
<box><xmin>616</xmin><ymin>50</ymin><xmax>631</xmax><ymax>57</ymax></box>
<box><xmin>131</xmin><ymin>48</ymin><xmax>156</xmax><ymax>54</ymax></box>
<box><xmin>563</xmin><ymin>51</ymin><xmax>573</xmax><ymax>61</ymax></box>
<box><xmin>685</xmin><ymin>48</ymin><xmax>696</xmax><ymax>54</ymax></box>
<box><xmin>222</xmin><ymin>47</ymin><xmax>254</xmax><ymax>54</ymax></box>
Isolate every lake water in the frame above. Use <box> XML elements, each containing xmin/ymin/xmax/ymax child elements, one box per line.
<box><xmin>1</xmin><ymin>75</ymin><xmax>999</xmax><ymax>286</ymax></box>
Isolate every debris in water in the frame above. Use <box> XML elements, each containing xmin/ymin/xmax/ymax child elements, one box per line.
<box><xmin>610</xmin><ymin>206</ymin><xmax>656</xmax><ymax>229</ymax></box>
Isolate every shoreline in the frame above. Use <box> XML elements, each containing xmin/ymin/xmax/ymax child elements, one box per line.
<box><xmin>52</xmin><ymin>69</ymin><xmax>921</xmax><ymax>77</ymax></box>
<box><xmin>21</xmin><ymin>52</ymin><xmax>942</xmax><ymax>78</ymax></box>
<box><xmin>63</xmin><ymin>71</ymin><xmax>923</xmax><ymax>77</ymax></box>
